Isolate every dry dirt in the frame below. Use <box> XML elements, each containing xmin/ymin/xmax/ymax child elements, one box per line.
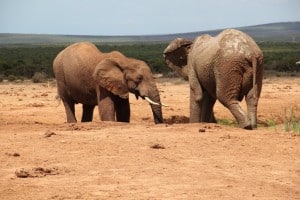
<box><xmin>0</xmin><ymin>76</ymin><xmax>299</xmax><ymax>200</ymax></box>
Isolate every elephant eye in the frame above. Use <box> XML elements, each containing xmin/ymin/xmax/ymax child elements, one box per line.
<box><xmin>136</xmin><ymin>74</ymin><xmax>143</xmax><ymax>82</ymax></box>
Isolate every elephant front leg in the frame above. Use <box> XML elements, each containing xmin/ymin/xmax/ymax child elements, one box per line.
<box><xmin>189</xmin><ymin>84</ymin><xmax>203</xmax><ymax>123</ymax></box>
<box><xmin>98</xmin><ymin>87</ymin><xmax>116</xmax><ymax>121</ymax></box>
<box><xmin>189</xmin><ymin>69</ymin><xmax>203</xmax><ymax>123</ymax></box>
<box><xmin>81</xmin><ymin>104</ymin><xmax>95</xmax><ymax>122</ymax></box>
<box><xmin>190</xmin><ymin>89</ymin><xmax>201</xmax><ymax>122</ymax></box>
<box><xmin>201</xmin><ymin>92</ymin><xmax>217</xmax><ymax>123</ymax></box>
<box><xmin>114</xmin><ymin>97</ymin><xmax>130</xmax><ymax>122</ymax></box>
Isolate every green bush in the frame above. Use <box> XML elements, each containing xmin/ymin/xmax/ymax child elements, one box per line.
<box><xmin>7</xmin><ymin>75</ymin><xmax>17</xmax><ymax>82</ymax></box>
<box><xmin>32</xmin><ymin>72</ymin><xmax>47</xmax><ymax>83</ymax></box>
<box><xmin>0</xmin><ymin>42</ymin><xmax>299</xmax><ymax>79</ymax></box>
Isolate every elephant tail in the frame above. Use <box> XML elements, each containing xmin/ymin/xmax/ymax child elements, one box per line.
<box><xmin>55</xmin><ymin>94</ymin><xmax>61</xmax><ymax>107</ymax></box>
<box><xmin>252</xmin><ymin>57</ymin><xmax>258</xmax><ymax>98</ymax></box>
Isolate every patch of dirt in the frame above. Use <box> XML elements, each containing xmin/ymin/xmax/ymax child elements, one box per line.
<box><xmin>0</xmin><ymin>76</ymin><xmax>299</xmax><ymax>199</ymax></box>
<box><xmin>15</xmin><ymin>167</ymin><xmax>61</xmax><ymax>178</ymax></box>
<box><xmin>164</xmin><ymin>115</ymin><xmax>190</xmax><ymax>124</ymax></box>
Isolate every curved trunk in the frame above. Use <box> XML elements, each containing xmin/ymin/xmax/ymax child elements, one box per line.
<box><xmin>148</xmin><ymin>88</ymin><xmax>163</xmax><ymax>124</ymax></box>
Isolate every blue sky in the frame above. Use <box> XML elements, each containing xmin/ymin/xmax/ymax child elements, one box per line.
<box><xmin>0</xmin><ymin>0</ymin><xmax>299</xmax><ymax>35</ymax></box>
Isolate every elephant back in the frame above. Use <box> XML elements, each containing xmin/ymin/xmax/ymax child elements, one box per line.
<box><xmin>189</xmin><ymin>34</ymin><xmax>220</xmax><ymax>71</ymax></box>
<box><xmin>218</xmin><ymin>29</ymin><xmax>262</xmax><ymax>59</ymax></box>
<box><xmin>54</xmin><ymin>42</ymin><xmax>102</xmax><ymax>105</ymax></box>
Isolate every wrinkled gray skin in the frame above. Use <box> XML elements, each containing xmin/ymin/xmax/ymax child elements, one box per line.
<box><xmin>53</xmin><ymin>42</ymin><xmax>163</xmax><ymax>124</ymax></box>
<box><xmin>163</xmin><ymin>29</ymin><xmax>263</xmax><ymax>129</ymax></box>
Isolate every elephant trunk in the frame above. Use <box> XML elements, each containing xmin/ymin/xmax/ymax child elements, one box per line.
<box><xmin>164</xmin><ymin>58</ymin><xmax>189</xmax><ymax>80</ymax></box>
<box><xmin>147</xmin><ymin>87</ymin><xmax>163</xmax><ymax>124</ymax></box>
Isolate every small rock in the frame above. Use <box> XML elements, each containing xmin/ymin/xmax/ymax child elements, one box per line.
<box><xmin>41</xmin><ymin>93</ymin><xmax>48</xmax><ymax>97</ymax></box>
<box><xmin>15</xmin><ymin>168</ymin><xmax>30</xmax><ymax>178</ymax></box>
<box><xmin>12</xmin><ymin>152</ymin><xmax>20</xmax><ymax>157</ymax></box>
<box><xmin>150</xmin><ymin>143</ymin><xmax>166</xmax><ymax>149</ymax></box>
<box><xmin>5</xmin><ymin>152</ymin><xmax>20</xmax><ymax>157</ymax></box>
<box><xmin>44</xmin><ymin>130</ymin><xmax>56</xmax><ymax>138</ymax></box>
<box><xmin>199</xmin><ymin>128</ymin><xmax>206</xmax><ymax>133</ymax></box>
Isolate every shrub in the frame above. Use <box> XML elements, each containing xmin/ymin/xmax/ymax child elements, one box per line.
<box><xmin>7</xmin><ymin>75</ymin><xmax>17</xmax><ymax>82</ymax></box>
<box><xmin>0</xmin><ymin>75</ymin><xmax>4</xmax><ymax>82</ymax></box>
<box><xmin>32</xmin><ymin>72</ymin><xmax>47</xmax><ymax>83</ymax></box>
<box><xmin>283</xmin><ymin>107</ymin><xmax>300</xmax><ymax>133</ymax></box>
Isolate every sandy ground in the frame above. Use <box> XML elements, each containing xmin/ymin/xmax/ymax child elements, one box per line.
<box><xmin>0</xmin><ymin>76</ymin><xmax>299</xmax><ymax>200</ymax></box>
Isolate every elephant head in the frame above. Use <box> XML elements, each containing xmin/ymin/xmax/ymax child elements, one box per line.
<box><xmin>163</xmin><ymin>38</ymin><xmax>193</xmax><ymax>80</ymax></box>
<box><xmin>93</xmin><ymin>56</ymin><xmax>163</xmax><ymax>124</ymax></box>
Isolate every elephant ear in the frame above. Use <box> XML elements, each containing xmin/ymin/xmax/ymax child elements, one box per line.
<box><xmin>93</xmin><ymin>58</ymin><xmax>129</xmax><ymax>99</ymax></box>
<box><xmin>163</xmin><ymin>38</ymin><xmax>193</xmax><ymax>80</ymax></box>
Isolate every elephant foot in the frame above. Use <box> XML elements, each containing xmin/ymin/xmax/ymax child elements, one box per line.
<box><xmin>242</xmin><ymin>121</ymin><xmax>259</xmax><ymax>130</ymax></box>
<box><xmin>243</xmin><ymin>124</ymin><xmax>253</xmax><ymax>130</ymax></box>
<box><xmin>227</xmin><ymin>102</ymin><xmax>255</xmax><ymax>130</ymax></box>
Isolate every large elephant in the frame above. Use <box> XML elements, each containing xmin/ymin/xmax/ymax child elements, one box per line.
<box><xmin>53</xmin><ymin>42</ymin><xmax>163</xmax><ymax>124</ymax></box>
<box><xmin>163</xmin><ymin>29</ymin><xmax>263</xmax><ymax>129</ymax></box>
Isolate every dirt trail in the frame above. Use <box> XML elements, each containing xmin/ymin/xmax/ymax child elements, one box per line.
<box><xmin>0</xmin><ymin>76</ymin><xmax>299</xmax><ymax>199</ymax></box>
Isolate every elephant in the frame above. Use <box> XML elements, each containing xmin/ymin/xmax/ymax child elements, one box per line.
<box><xmin>53</xmin><ymin>42</ymin><xmax>163</xmax><ymax>124</ymax></box>
<box><xmin>163</xmin><ymin>29</ymin><xmax>263</xmax><ymax>129</ymax></box>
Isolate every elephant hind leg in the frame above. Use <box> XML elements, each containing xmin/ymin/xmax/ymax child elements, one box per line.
<box><xmin>245</xmin><ymin>86</ymin><xmax>259</xmax><ymax>129</ymax></box>
<box><xmin>227</xmin><ymin>101</ymin><xmax>252</xmax><ymax>129</ymax></box>
<box><xmin>216</xmin><ymin>69</ymin><xmax>251</xmax><ymax>129</ymax></box>
<box><xmin>81</xmin><ymin>104</ymin><xmax>95</xmax><ymax>122</ymax></box>
<box><xmin>62</xmin><ymin>98</ymin><xmax>77</xmax><ymax>123</ymax></box>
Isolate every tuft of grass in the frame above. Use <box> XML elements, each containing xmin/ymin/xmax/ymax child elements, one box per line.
<box><xmin>217</xmin><ymin>118</ymin><xmax>237</xmax><ymax>126</ymax></box>
<box><xmin>283</xmin><ymin>107</ymin><xmax>300</xmax><ymax>133</ymax></box>
<box><xmin>265</xmin><ymin>117</ymin><xmax>277</xmax><ymax>131</ymax></box>
<box><xmin>264</xmin><ymin>107</ymin><xmax>299</xmax><ymax>133</ymax></box>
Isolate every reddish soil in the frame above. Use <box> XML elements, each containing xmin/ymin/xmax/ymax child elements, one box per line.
<box><xmin>0</xmin><ymin>76</ymin><xmax>299</xmax><ymax>199</ymax></box>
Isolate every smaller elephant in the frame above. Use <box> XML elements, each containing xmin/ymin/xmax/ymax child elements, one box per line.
<box><xmin>53</xmin><ymin>42</ymin><xmax>164</xmax><ymax>124</ymax></box>
<box><xmin>163</xmin><ymin>29</ymin><xmax>263</xmax><ymax>129</ymax></box>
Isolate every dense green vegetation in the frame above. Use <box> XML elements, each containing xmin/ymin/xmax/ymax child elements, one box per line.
<box><xmin>0</xmin><ymin>45</ymin><xmax>65</xmax><ymax>79</ymax></box>
<box><xmin>0</xmin><ymin>42</ymin><xmax>299</xmax><ymax>80</ymax></box>
<box><xmin>258</xmin><ymin>42</ymin><xmax>300</xmax><ymax>72</ymax></box>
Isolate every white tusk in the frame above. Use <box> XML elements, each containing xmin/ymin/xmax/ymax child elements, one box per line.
<box><xmin>161</xmin><ymin>103</ymin><xmax>169</xmax><ymax>107</ymax></box>
<box><xmin>144</xmin><ymin>97</ymin><xmax>169</xmax><ymax>107</ymax></box>
<box><xmin>145</xmin><ymin>97</ymin><xmax>160</xmax><ymax>106</ymax></box>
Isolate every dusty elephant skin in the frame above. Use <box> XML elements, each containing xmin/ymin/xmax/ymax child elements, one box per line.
<box><xmin>163</xmin><ymin>29</ymin><xmax>263</xmax><ymax>129</ymax></box>
<box><xmin>53</xmin><ymin>42</ymin><xmax>163</xmax><ymax>124</ymax></box>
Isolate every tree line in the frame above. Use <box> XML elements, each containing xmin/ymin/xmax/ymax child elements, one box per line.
<box><xmin>0</xmin><ymin>42</ymin><xmax>299</xmax><ymax>81</ymax></box>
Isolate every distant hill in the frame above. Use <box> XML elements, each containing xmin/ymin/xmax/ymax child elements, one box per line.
<box><xmin>0</xmin><ymin>22</ymin><xmax>299</xmax><ymax>45</ymax></box>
